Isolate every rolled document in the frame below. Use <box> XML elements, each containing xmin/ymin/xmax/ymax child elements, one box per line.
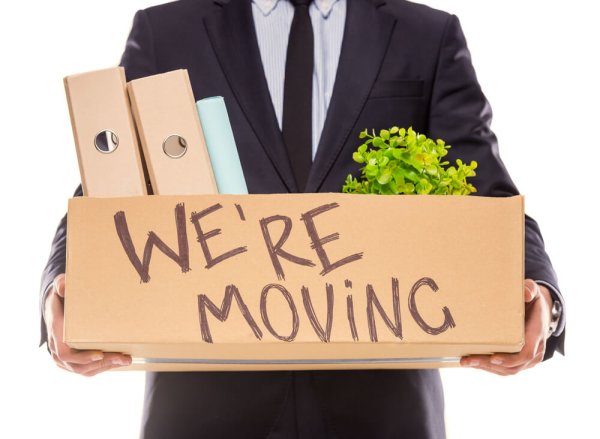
<box><xmin>196</xmin><ymin>97</ymin><xmax>248</xmax><ymax>194</ymax></box>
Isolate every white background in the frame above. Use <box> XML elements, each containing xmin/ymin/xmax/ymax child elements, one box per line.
<box><xmin>1</xmin><ymin>0</ymin><xmax>597</xmax><ymax>437</ymax></box>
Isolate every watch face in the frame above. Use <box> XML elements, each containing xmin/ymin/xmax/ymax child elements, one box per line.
<box><xmin>551</xmin><ymin>300</ymin><xmax>562</xmax><ymax>320</ymax></box>
<box><xmin>548</xmin><ymin>300</ymin><xmax>562</xmax><ymax>336</ymax></box>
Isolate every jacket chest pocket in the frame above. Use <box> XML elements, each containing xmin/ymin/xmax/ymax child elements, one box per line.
<box><xmin>368</xmin><ymin>79</ymin><xmax>424</xmax><ymax>99</ymax></box>
<box><xmin>354</xmin><ymin>79</ymin><xmax>428</xmax><ymax>139</ymax></box>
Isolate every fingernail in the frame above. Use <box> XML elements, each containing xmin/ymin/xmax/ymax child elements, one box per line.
<box><xmin>112</xmin><ymin>358</ymin><xmax>127</xmax><ymax>366</ymax></box>
<box><xmin>491</xmin><ymin>358</ymin><xmax>503</xmax><ymax>365</ymax></box>
<box><xmin>469</xmin><ymin>360</ymin><xmax>480</xmax><ymax>367</ymax></box>
<box><xmin>91</xmin><ymin>353</ymin><xmax>104</xmax><ymax>362</ymax></box>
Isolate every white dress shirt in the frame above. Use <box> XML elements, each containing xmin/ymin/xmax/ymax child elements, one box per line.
<box><xmin>251</xmin><ymin>0</ymin><xmax>346</xmax><ymax>159</ymax></box>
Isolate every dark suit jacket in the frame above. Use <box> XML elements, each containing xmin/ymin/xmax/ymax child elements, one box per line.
<box><xmin>40</xmin><ymin>0</ymin><xmax>565</xmax><ymax>437</ymax></box>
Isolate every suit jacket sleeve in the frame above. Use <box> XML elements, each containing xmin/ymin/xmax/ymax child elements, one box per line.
<box><xmin>426</xmin><ymin>15</ymin><xmax>565</xmax><ymax>360</ymax></box>
<box><xmin>39</xmin><ymin>9</ymin><xmax>158</xmax><ymax>347</ymax></box>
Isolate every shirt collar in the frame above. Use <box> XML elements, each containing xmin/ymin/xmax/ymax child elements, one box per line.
<box><xmin>252</xmin><ymin>0</ymin><xmax>340</xmax><ymax>18</ymax></box>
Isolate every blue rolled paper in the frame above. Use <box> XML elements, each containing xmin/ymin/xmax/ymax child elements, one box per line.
<box><xmin>196</xmin><ymin>96</ymin><xmax>248</xmax><ymax>194</ymax></box>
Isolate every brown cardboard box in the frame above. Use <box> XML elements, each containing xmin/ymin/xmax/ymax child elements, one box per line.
<box><xmin>64</xmin><ymin>67</ymin><xmax>148</xmax><ymax>197</ymax></box>
<box><xmin>64</xmin><ymin>193</ymin><xmax>524</xmax><ymax>371</ymax></box>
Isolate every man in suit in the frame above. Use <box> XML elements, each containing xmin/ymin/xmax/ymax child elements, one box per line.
<box><xmin>41</xmin><ymin>0</ymin><xmax>565</xmax><ymax>437</ymax></box>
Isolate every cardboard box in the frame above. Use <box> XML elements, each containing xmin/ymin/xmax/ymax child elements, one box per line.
<box><xmin>64</xmin><ymin>193</ymin><xmax>524</xmax><ymax>371</ymax></box>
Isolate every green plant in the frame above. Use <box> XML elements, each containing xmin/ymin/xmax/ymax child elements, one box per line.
<box><xmin>342</xmin><ymin>127</ymin><xmax>477</xmax><ymax>195</ymax></box>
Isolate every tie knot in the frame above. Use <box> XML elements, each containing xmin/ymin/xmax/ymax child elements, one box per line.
<box><xmin>290</xmin><ymin>0</ymin><xmax>312</xmax><ymax>7</ymax></box>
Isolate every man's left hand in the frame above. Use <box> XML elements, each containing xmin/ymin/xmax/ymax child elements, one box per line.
<box><xmin>460</xmin><ymin>279</ymin><xmax>552</xmax><ymax>375</ymax></box>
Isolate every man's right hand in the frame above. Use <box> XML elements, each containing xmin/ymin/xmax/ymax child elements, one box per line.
<box><xmin>44</xmin><ymin>273</ymin><xmax>132</xmax><ymax>376</ymax></box>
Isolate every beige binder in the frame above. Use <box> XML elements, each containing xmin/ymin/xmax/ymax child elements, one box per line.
<box><xmin>64</xmin><ymin>67</ymin><xmax>148</xmax><ymax>197</ymax></box>
<box><xmin>127</xmin><ymin>70</ymin><xmax>217</xmax><ymax>195</ymax></box>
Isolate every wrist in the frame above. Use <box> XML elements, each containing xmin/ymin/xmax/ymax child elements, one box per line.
<box><xmin>42</xmin><ymin>274</ymin><xmax>63</xmax><ymax>322</ymax></box>
<box><xmin>41</xmin><ymin>282</ymin><xmax>54</xmax><ymax>322</ymax></box>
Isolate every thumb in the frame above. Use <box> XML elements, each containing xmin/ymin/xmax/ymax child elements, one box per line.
<box><xmin>524</xmin><ymin>279</ymin><xmax>539</xmax><ymax>303</ymax></box>
<box><xmin>53</xmin><ymin>273</ymin><xmax>66</xmax><ymax>299</ymax></box>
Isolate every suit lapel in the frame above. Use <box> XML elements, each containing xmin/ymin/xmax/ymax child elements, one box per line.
<box><xmin>305</xmin><ymin>0</ymin><xmax>396</xmax><ymax>193</ymax></box>
<box><xmin>204</xmin><ymin>0</ymin><xmax>298</xmax><ymax>192</ymax></box>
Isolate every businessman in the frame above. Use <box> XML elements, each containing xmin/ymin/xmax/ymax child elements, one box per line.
<box><xmin>41</xmin><ymin>0</ymin><xmax>565</xmax><ymax>437</ymax></box>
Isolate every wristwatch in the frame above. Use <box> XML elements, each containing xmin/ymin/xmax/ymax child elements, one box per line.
<box><xmin>548</xmin><ymin>299</ymin><xmax>562</xmax><ymax>337</ymax></box>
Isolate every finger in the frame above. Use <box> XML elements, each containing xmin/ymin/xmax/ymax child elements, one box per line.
<box><xmin>488</xmin><ymin>349</ymin><xmax>545</xmax><ymax>375</ymax></box>
<box><xmin>460</xmin><ymin>356</ymin><xmax>516</xmax><ymax>375</ymax></box>
<box><xmin>53</xmin><ymin>273</ymin><xmax>66</xmax><ymax>298</ymax></box>
<box><xmin>460</xmin><ymin>355</ymin><xmax>519</xmax><ymax>369</ymax></box>
<box><xmin>462</xmin><ymin>347</ymin><xmax>545</xmax><ymax>375</ymax></box>
<box><xmin>83</xmin><ymin>364</ymin><xmax>125</xmax><ymax>377</ymax></box>
<box><xmin>461</xmin><ymin>351</ymin><xmax>528</xmax><ymax>370</ymax></box>
<box><xmin>463</xmin><ymin>357</ymin><xmax>530</xmax><ymax>376</ymax></box>
<box><xmin>57</xmin><ymin>347</ymin><xmax>106</xmax><ymax>365</ymax></box>
<box><xmin>487</xmin><ymin>337</ymin><xmax>541</xmax><ymax>368</ymax></box>
<box><xmin>524</xmin><ymin>279</ymin><xmax>539</xmax><ymax>303</ymax></box>
<box><xmin>465</xmin><ymin>334</ymin><xmax>541</xmax><ymax>369</ymax></box>
<box><xmin>460</xmin><ymin>352</ymin><xmax>528</xmax><ymax>369</ymax></box>
<box><xmin>470</xmin><ymin>361</ymin><xmax>521</xmax><ymax>376</ymax></box>
<box><xmin>67</xmin><ymin>354</ymin><xmax>132</xmax><ymax>376</ymax></box>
